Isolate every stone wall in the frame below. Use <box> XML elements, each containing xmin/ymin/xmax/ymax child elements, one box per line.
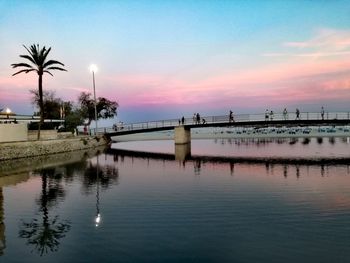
<box><xmin>28</xmin><ymin>130</ymin><xmax>58</xmax><ymax>140</ymax></box>
<box><xmin>0</xmin><ymin>124</ymin><xmax>27</xmax><ymax>142</ymax></box>
<box><xmin>0</xmin><ymin>136</ymin><xmax>109</xmax><ymax>161</ymax></box>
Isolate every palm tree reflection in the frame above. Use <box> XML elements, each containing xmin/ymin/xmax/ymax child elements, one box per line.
<box><xmin>18</xmin><ymin>168</ymin><xmax>70</xmax><ymax>256</ymax></box>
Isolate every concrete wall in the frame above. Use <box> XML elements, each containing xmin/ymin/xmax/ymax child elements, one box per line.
<box><xmin>28</xmin><ymin>130</ymin><xmax>58</xmax><ymax>140</ymax></box>
<box><xmin>0</xmin><ymin>136</ymin><xmax>108</xmax><ymax>161</ymax></box>
<box><xmin>0</xmin><ymin>124</ymin><xmax>27</xmax><ymax>143</ymax></box>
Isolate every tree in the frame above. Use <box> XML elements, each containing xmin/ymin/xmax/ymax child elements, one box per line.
<box><xmin>11</xmin><ymin>44</ymin><xmax>67</xmax><ymax>140</ymax></box>
<box><xmin>30</xmin><ymin>89</ymin><xmax>83</xmax><ymax>132</ymax></box>
<box><xmin>30</xmin><ymin>89</ymin><xmax>62</xmax><ymax>119</ymax></box>
<box><xmin>78</xmin><ymin>92</ymin><xmax>118</xmax><ymax>126</ymax></box>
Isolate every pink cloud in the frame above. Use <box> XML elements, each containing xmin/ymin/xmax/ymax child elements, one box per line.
<box><xmin>101</xmin><ymin>54</ymin><xmax>350</xmax><ymax>110</ymax></box>
<box><xmin>284</xmin><ymin>28</ymin><xmax>350</xmax><ymax>51</ymax></box>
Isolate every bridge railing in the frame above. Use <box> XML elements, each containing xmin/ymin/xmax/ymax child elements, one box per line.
<box><xmin>96</xmin><ymin>111</ymin><xmax>350</xmax><ymax>135</ymax></box>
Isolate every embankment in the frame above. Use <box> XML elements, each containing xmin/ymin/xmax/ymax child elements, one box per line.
<box><xmin>0</xmin><ymin>136</ymin><xmax>109</xmax><ymax>161</ymax></box>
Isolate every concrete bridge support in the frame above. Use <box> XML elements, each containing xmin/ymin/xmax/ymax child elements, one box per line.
<box><xmin>175</xmin><ymin>143</ymin><xmax>191</xmax><ymax>161</ymax></box>
<box><xmin>174</xmin><ymin>126</ymin><xmax>191</xmax><ymax>144</ymax></box>
<box><xmin>174</xmin><ymin>126</ymin><xmax>191</xmax><ymax>161</ymax></box>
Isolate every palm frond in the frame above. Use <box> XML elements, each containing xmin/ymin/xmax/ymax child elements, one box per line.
<box><xmin>19</xmin><ymin>55</ymin><xmax>37</xmax><ymax>65</ymax></box>
<box><xmin>23</xmin><ymin>44</ymin><xmax>40</xmax><ymax>65</ymax></box>
<box><xmin>43</xmin><ymin>60</ymin><xmax>65</xmax><ymax>68</ymax></box>
<box><xmin>12</xmin><ymin>69</ymin><xmax>37</xmax><ymax>76</ymax></box>
<box><xmin>13</xmin><ymin>44</ymin><xmax>66</xmax><ymax>78</ymax></box>
<box><xmin>11</xmin><ymin>62</ymin><xmax>34</xmax><ymax>69</ymax></box>
<box><xmin>43</xmin><ymin>70</ymin><xmax>54</xmax><ymax>76</ymax></box>
<box><xmin>41</xmin><ymin>47</ymin><xmax>51</xmax><ymax>64</ymax></box>
<box><xmin>28</xmin><ymin>44</ymin><xmax>40</xmax><ymax>65</ymax></box>
<box><xmin>45</xmin><ymin>67</ymin><xmax>67</xmax><ymax>72</ymax></box>
<box><xmin>38</xmin><ymin>46</ymin><xmax>47</xmax><ymax>65</ymax></box>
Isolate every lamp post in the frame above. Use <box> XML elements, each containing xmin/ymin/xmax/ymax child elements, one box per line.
<box><xmin>5</xmin><ymin>107</ymin><xmax>11</xmax><ymax>119</ymax></box>
<box><xmin>89</xmin><ymin>64</ymin><xmax>98</xmax><ymax>135</ymax></box>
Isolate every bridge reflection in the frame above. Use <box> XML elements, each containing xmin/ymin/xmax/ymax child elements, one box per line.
<box><xmin>106</xmin><ymin>148</ymin><xmax>350</xmax><ymax>179</ymax></box>
<box><xmin>106</xmin><ymin>147</ymin><xmax>350</xmax><ymax>165</ymax></box>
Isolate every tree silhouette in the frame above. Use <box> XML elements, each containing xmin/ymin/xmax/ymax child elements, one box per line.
<box><xmin>78</xmin><ymin>92</ymin><xmax>118</xmax><ymax>126</ymax></box>
<box><xmin>11</xmin><ymin>44</ymin><xmax>67</xmax><ymax>139</ymax></box>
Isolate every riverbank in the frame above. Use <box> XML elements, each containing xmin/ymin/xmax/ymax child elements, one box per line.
<box><xmin>0</xmin><ymin>146</ymin><xmax>105</xmax><ymax>176</ymax></box>
<box><xmin>0</xmin><ymin>135</ymin><xmax>109</xmax><ymax>161</ymax></box>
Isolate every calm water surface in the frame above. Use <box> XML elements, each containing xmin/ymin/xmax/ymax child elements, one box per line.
<box><xmin>1</xmin><ymin>139</ymin><xmax>350</xmax><ymax>262</ymax></box>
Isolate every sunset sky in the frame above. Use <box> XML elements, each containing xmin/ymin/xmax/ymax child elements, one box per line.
<box><xmin>1</xmin><ymin>0</ymin><xmax>350</xmax><ymax>123</ymax></box>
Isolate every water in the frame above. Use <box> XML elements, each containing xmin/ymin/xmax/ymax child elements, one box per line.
<box><xmin>1</xmin><ymin>139</ymin><xmax>350</xmax><ymax>262</ymax></box>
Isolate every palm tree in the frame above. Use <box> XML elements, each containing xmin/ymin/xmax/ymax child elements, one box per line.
<box><xmin>11</xmin><ymin>44</ymin><xmax>67</xmax><ymax>139</ymax></box>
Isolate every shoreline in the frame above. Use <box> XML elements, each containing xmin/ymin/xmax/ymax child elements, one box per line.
<box><xmin>0</xmin><ymin>135</ymin><xmax>109</xmax><ymax>161</ymax></box>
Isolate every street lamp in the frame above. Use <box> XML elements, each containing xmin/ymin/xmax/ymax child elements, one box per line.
<box><xmin>89</xmin><ymin>64</ymin><xmax>98</xmax><ymax>134</ymax></box>
<box><xmin>5</xmin><ymin>107</ymin><xmax>11</xmax><ymax>118</ymax></box>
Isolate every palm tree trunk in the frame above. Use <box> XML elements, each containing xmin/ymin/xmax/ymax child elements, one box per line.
<box><xmin>38</xmin><ymin>74</ymin><xmax>44</xmax><ymax>140</ymax></box>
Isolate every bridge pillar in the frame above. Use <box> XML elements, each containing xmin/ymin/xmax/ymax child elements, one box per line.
<box><xmin>174</xmin><ymin>126</ymin><xmax>191</xmax><ymax>144</ymax></box>
<box><xmin>175</xmin><ymin>143</ymin><xmax>191</xmax><ymax>161</ymax></box>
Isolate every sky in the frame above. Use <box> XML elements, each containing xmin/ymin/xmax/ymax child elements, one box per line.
<box><xmin>1</xmin><ymin>0</ymin><xmax>350</xmax><ymax>123</ymax></box>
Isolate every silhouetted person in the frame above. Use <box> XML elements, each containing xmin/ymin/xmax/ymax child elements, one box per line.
<box><xmin>270</xmin><ymin>110</ymin><xmax>274</xmax><ymax>121</ymax></box>
<box><xmin>265</xmin><ymin>109</ymin><xmax>269</xmax><ymax>121</ymax></box>
<box><xmin>229</xmin><ymin>110</ymin><xmax>234</xmax><ymax>122</ymax></box>
<box><xmin>295</xmin><ymin>108</ymin><xmax>300</xmax><ymax>120</ymax></box>
<box><xmin>321</xmin><ymin>106</ymin><xmax>325</xmax><ymax>120</ymax></box>
<box><xmin>196</xmin><ymin>113</ymin><xmax>200</xmax><ymax>124</ymax></box>
<box><xmin>181</xmin><ymin>116</ymin><xmax>185</xmax><ymax>125</ymax></box>
<box><xmin>283</xmin><ymin>108</ymin><xmax>288</xmax><ymax>120</ymax></box>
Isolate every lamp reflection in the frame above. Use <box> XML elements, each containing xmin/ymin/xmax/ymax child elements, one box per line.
<box><xmin>95</xmin><ymin>155</ymin><xmax>101</xmax><ymax>227</ymax></box>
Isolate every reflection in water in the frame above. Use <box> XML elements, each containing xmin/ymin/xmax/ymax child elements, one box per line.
<box><xmin>19</xmin><ymin>168</ymin><xmax>71</xmax><ymax>256</ymax></box>
<box><xmin>194</xmin><ymin>159</ymin><xmax>201</xmax><ymax>176</ymax></box>
<box><xmin>81</xmin><ymin>158</ymin><xmax>119</xmax><ymax>195</ymax></box>
<box><xmin>0</xmin><ymin>173</ymin><xmax>30</xmax><ymax>256</ymax></box>
<box><xmin>1</xmin><ymin>140</ymin><xmax>350</xmax><ymax>262</ymax></box>
<box><xmin>95</xmin><ymin>156</ymin><xmax>101</xmax><ymax>227</ymax></box>
<box><xmin>302</xmin><ymin>138</ymin><xmax>310</xmax><ymax>145</ymax></box>
<box><xmin>0</xmin><ymin>188</ymin><xmax>4</xmax><ymax>256</ymax></box>
<box><xmin>107</xmin><ymin>147</ymin><xmax>350</xmax><ymax>179</ymax></box>
<box><xmin>175</xmin><ymin>143</ymin><xmax>191</xmax><ymax>161</ymax></box>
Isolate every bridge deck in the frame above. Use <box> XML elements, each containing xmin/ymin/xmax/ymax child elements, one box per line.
<box><xmin>101</xmin><ymin>112</ymin><xmax>350</xmax><ymax>138</ymax></box>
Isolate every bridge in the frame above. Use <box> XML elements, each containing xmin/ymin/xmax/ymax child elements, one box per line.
<box><xmin>101</xmin><ymin>111</ymin><xmax>350</xmax><ymax>144</ymax></box>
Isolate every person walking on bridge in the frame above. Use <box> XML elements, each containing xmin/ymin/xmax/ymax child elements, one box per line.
<box><xmin>196</xmin><ymin>113</ymin><xmax>200</xmax><ymax>124</ymax></box>
<box><xmin>321</xmin><ymin>106</ymin><xmax>325</xmax><ymax>120</ymax></box>
<box><xmin>296</xmin><ymin>108</ymin><xmax>300</xmax><ymax>120</ymax></box>
<box><xmin>265</xmin><ymin>109</ymin><xmax>269</xmax><ymax>121</ymax></box>
<box><xmin>229</xmin><ymin>110</ymin><xmax>234</xmax><ymax>123</ymax></box>
<box><xmin>283</xmin><ymin>108</ymin><xmax>288</xmax><ymax>120</ymax></box>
